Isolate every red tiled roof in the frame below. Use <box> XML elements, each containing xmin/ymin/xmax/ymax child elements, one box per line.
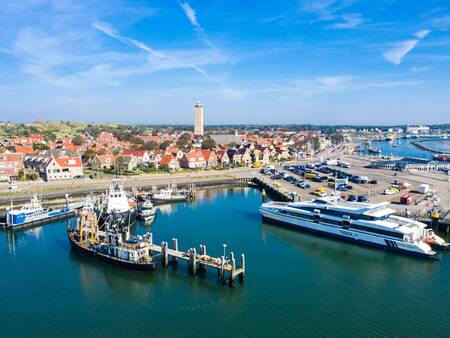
<box><xmin>46</xmin><ymin>157</ymin><xmax>82</xmax><ymax>168</ymax></box>
<box><xmin>123</xmin><ymin>150</ymin><xmax>147</xmax><ymax>157</ymax></box>
<box><xmin>15</xmin><ymin>146</ymin><xmax>34</xmax><ymax>154</ymax></box>
<box><xmin>160</xmin><ymin>154</ymin><xmax>177</xmax><ymax>165</ymax></box>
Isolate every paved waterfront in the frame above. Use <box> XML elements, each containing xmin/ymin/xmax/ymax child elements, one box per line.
<box><xmin>1</xmin><ymin>187</ymin><xmax>449</xmax><ymax>337</ymax></box>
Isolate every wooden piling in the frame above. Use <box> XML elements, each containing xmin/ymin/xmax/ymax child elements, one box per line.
<box><xmin>229</xmin><ymin>252</ymin><xmax>236</xmax><ymax>287</ymax></box>
<box><xmin>172</xmin><ymin>238</ymin><xmax>178</xmax><ymax>263</ymax></box>
<box><xmin>239</xmin><ymin>253</ymin><xmax>245</xmax><ymax>282</ymax></box>
<box><xmin>161</xmin><ymin>241</ymin><xmax>168</xmax><ymax>267</ymax></box>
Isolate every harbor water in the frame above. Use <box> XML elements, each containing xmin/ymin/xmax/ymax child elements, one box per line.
<box><xmin>1</xmin><ymin>187</ymin><xmax>450</xmax><ymax>337</ymax></box>
<box><xmin>362</xmin><ymin>137</ymin><xmax>450</xmax><ymax>159</ymax></box>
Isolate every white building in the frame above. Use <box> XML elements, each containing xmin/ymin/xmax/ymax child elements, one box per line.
<box><xmin>194</xmin><ymin>101</ymin><xmax>204</xmax><ymax>136</ymax></box>
<box><xmin>407</xmin><ymin>125</ymin><xmax>430</xmax><ymax>134</ymax></box>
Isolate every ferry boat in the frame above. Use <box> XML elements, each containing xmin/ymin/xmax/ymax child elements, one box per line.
<box><xmin>68</xmin><ymin>209</ymin><xmax>156</xmax><ymax>271</ymax></box>
<box><xmin>4</xmin><ymin>195</ymin><xmax>73</xmax><ymax>228</ymax></box>
<box><xmin>98</xmin><ymin>181</ymin><xmax>136</xmax><ymax>228</ymax></box>
<box><xmin>138</xmin><ymin>195</ymin><xmax>157</xmax><ymax>223</ymax></box>
<box><xmin>151</xmin><ymin>185</ymin><xmax>187</xmax><ymax>204</ymax></box>
<box><xmin>260</xmin><ymin>197</ymin><xmax>448</xmax><ymax>259</ymax></box>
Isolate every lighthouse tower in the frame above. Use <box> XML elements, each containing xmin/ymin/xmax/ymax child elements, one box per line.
<box><xmin>194</xmin><ymin>101</ymin><xmax>204</xmax><ymax>136</ymax></box>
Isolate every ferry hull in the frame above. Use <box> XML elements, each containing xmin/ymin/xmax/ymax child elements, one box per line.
<box><xmin>69</xmin><ymin>236</ymin><xmax>156</xmax><ymax>271</ymax></box>
<box><xmin>260</xmin><ymin>212</ymin><xmax>436</xmax><ymax>260</ymax></box>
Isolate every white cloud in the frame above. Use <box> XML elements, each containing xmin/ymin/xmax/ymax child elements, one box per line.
<box><xmin>327</xmin><ymin>13</ymin><xmax>364</xmax><ymax>29</ymax></box>
<box><xmin>410</xmin><ymin>66</ymin><xmax>431</xmax><ymax>73</ymax></box>
<box><xmin>415</xmin><ymin>29</ymin><xmax>430</xmax><ymax>39</ymax></box>
<box><xmin>383</xmin><ymin>30</ymin><xmax>431</xmax><ymax>65</ymax></box>
<box><xmin>432</xmin><ymin>15</ymin><xmax>450</xmax><ymax>31</ymax></box>
<box><xmin>220</xmin><ymin>88</ymin><xmax>246</xmax><ymax>100</ymax></box>
<box><xmin>92</xmin><ymin>22</ymin><xmax>165</xmax><ymax>59</ymax></box>
<box><xmin>177</xmin><ymin>1</ymin><xmax>215</xmax><ymax>49</ymax></box>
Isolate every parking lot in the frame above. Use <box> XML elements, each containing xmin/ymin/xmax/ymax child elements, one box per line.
<box><xmin>260</xmin><ymin>156</ymin><xmax>449</xmax><ymax>218</ymax></box>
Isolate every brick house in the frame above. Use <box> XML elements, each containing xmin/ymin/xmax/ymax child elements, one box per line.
<box><xmin>160</xmin><ymin>154</ymin><xmax>180</xmax><ymax>171</ymax></box>
<box><xmin>92</xmin><ymin>154</ymin><xmax>116</xmax><ymax>170</ymax></box>
<box><xmin>180</xmin><ymin>149</ymin><xmax>206</xmax><ymax>169</ymax></box>
<box><xmin>44</xmin><ymin>157</ymin><xmax>83</xmax><ymax>181</ymax></box>
<box><xmin>202</xmin><ymin>150</ymin><xmax>218</xmax><ymax>168</ymax></box>
<box><xmin>216</xmin><ymin>150</ymin><xmax>230</xmax><ymax>165</ymax></box>
<box><xmin>122</xmin><ymin>150</ymin><xmax>150</xmax><ymax>164</ymax></box>
<box><xmin>0</xmin><ymin>153</ymin><xmax>24</xmax><ymax>181</ymax></box>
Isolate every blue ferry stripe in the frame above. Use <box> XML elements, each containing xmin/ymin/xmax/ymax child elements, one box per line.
<box><xmin>261</xmin><ymin>208</ymin><xmax>405</xmax><ymax>242</ymax></box>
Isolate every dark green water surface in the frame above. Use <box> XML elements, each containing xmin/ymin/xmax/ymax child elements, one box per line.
<box><xmin>1</xmin><ymin>188</ymin><xmax>449</xmax><ymax>337</ymax></box>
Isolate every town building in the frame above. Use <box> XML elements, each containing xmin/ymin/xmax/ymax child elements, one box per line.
<box><xmin>0</xmin><ymin>153</ymin><xmax>24</xmax><ymax>181</ymax></box>
<box><xmin>180</xmin><ymin>149</ymin><xmax>206</xmax><ymax>169</ymax></box>
<box><xmin>92</xmin><ymin>154</ymin><xmax>116</xmax><ymax>170</ymax></box>
<box><xmin>406</xmin><ymin>125</ymin><xmax>430</xmax><ymax>134</ymax></box>
<box><xmin>44</xmin><ymin>157</ymin><xmax>83</xmax><ymax>181</ymax></box>
<box><xmin>160</xmin><ymin>154</ymin><xmax>180</xmax><ymax>171</ymax></box>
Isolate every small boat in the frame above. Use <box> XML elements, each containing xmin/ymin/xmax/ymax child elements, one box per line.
<box><xmin>68</xmin><ymin>209</ymin><xmax>157</xmax><ymax>271</ymax></box>
<box><xmin>151</xmin><ymin>185</ymin><xmax>187</xmax><ymax>204</ymax></box>
<box><xmin>139</xmin><ymin>196</ymin><xmax>157</xmax><ymax>224</ymax></box>
<box><xmin>4</xmin><ymin>195</ymin><xmax>73</xmax><ymax>228</ymax></box>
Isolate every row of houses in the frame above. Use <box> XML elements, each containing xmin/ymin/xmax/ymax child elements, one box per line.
<box><xmin>90</xmin><ymin>143</ymin><xmax>287</xmax><ymax>172</ymax></box>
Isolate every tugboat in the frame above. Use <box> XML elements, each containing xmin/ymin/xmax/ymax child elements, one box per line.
<box><xmin>151</xmin><ymin>185</ymin><xmax>187</xmax><ymax>204</ymax></box>
<box><xmin>138</xmin><ymin>195</ymin><xmax>157</xmax><ymax>224</ymax></box>
<box><xmin>98</xmin><ymin>180</ymin><xmax>136</xmax><ymax>228</ymax></box>
<box><xmin>68</xmin><ymin>206</ymin><xmax>156</xmax><ymax>271</ymax></box>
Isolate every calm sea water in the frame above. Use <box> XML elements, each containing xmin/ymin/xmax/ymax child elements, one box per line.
<box><xmin>1</xmin><ymin>188</ymin><xmax>450</xmax><ymax>337</ymax></box>
<box><xmin>361</xmin><ymin>137</ymin><xmax>450</xmax><ymax>159</ymax></box>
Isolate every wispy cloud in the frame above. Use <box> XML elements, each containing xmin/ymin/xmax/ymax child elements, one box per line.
<box><xmin>326</xmin><ymin>13</ymin><xmax>365</xmax><ymax>29</ymax></box>
<box><xmin>431</xmin><ymin>15</ymin><xmax>450</xmax><ymax>31</ymax></box>
<box><xmin>177</xmin><ymin>1</ymin><xmax>215</xmax><ymax>49</ymax></box>
<box><xmin>301</xmin><ymin>0</ymin><xmax>354</xmax><ymax>21</ymax></box>
<box><xmin>383</xmin><ymin>30</ymin><xmax>431</xmax><ymax>65</ymax></box>
<box><xmin>92</xmin><ymin>21</ymin><xmax>209</xmax><ymax>76</ymax></box>
<box><xmin>92</xmin><ymin>22</ymin><xmax>165</xmax><ymax>58</ymax></box>
<box><xmin>410</xmin><ymin>66</ymin><xmax>432</xmax><ymax>73</ymax></box>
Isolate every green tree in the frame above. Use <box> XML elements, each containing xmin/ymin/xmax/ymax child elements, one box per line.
<box><xmin>201</xmin><ymin>138</ymin><xmax>216</xmax><ymax>150</ymax></box>
<box><xmin>130</xmin><ymin>136</ymin><xmax>144</xmax><ymax>145</ymax></box>
<box><xmin>18</xmin><ymin>169</ymin><xmax>26</xmax><ymax>181</ymax></box>
<box><xmin>33</xmin><ymin>143</ymin><xmax>50</xmax><ymax>151</ymax></box>
<box><xmin>141</xmin><ymin>141</ymin><xmax>158</xmax><ymax>150</ymax></box>
<box><xmin>159</xmin><ymin>140</ymin><xmax>172</xmax><ymax>150</ymax></box>
<box><xmin>72</xmin><ymin>135</ymin><xmax>85</xmax><ymax>146</ymax></box>
<box><xmin>83</xmin><ymin>148</ymin><xmax>96</xmax><ymax>162</ymax></box>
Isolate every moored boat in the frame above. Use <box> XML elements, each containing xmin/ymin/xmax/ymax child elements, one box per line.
<box><xmin>68</xmin><ymin>208</ymin><xmax>156</xmax><ymax>271</ymax></box>
<box><xmin>151</xmin><ymin>185</ymin><xmax>187</xmax><ymax>204</ymax></box>
<box><xmin>98</xmin><ymin>180</ymin><xmax>136</xmax><ymax>228</ymax></box>
<box><xmin>260</xmin><ymin>197</ymin><xmax>448</xmax><ymax>259</ymax></box>
<box><xmin>138</xmin><ymin>195</ymin><xmax>157</xmax><ymax>224</ymax></box>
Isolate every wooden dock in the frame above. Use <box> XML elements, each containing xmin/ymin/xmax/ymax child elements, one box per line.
<box><xmin>252</xmin><ymin>175</ymin><xmax>296</xmax><ymax>202</ymax></box>
<box><xmin>147</xmin><ymin>236</ymin><xmax>245</xmax><ymax>286</ymax></box>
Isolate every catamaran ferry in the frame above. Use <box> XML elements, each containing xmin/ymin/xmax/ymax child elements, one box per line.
<box><xmin>260</xmin><ymin>198</ymin><xmax>448</xmax><ymax>259</ymax></box>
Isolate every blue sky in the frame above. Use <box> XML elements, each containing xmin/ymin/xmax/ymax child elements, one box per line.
<box><xmin>1</xmin><ymin>0</ymin><xmax>450</xmax><ymax>125</ymax></box>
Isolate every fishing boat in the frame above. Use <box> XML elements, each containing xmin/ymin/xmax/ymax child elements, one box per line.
<box><xmin>151</xmin><ymin>185</ymin><xmax>187</xmax><ymax>204</ymax></box>
<box><xmin>98</xmin><ymin>180</ymin><xmax>136</xmax><ymax>228</ymax></box>
<box><xmin>68</xmin><ymin>208</ymin><xmax>156</xmax><ymax>271</ymax></box>
<box><xmin>260</xmin><ymin>197</ymin><xmax>448</xmax><ymax>259</ymax></box>
<box><xmin>138</xmin><ymin>195</ymin><xmax>157</xmax><ymax>224</ymax></box>
<box><xmin>3</xmin><ymin>195</ymin><xmax>74</xmax><ymax>229</ymax></box>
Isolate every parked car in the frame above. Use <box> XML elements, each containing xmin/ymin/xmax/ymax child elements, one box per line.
<box><xmin>369</xmin><ymin>179</ymin><xmax>378</xmax><ymax>185</ymax></box>
<box><xmin>357</xmin><ymin>195</ymin><xmax>368</xmax><ymax>202</ymax></box>
<box><xmin>347</xmin><ymin>195</ymin><xmax>356</xmax><ymax>202</ymax></box>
